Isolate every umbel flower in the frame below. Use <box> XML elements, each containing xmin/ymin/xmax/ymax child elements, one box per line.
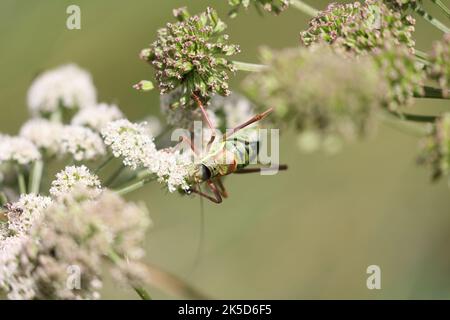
<box><xmin>72</xmin><ymin>103</ymin><xmax>124</xmax><ymax>132</ymax></box>
<box><xmin>227</xmin><ymin>0</ymin><xmax>290</xmax><ymax>18</ymax></box>
<box><xmin>27</xmin><ymin>64</ymin><xmax>97</xmax><ymax>117</ymax></box>
<box><xmin>19</xmin><ymin>119</ymin><xmax>64</xmax><ymax>156</ymax></box>
<box><xmin>102</xmin><ymin>119</ymin><xmax>157</xmax><ymax>170</ymax></box>
<box><xmin>0</xmin><ymin>187</ymin><xmax>150</xmax><ymax>300</ymax></box>
<box><xmin>418</xmin><ymin>113</ymin><xmax>450</xmax><ymax>180</ymax></box>
<box><xmin>427</xmin><ymin>34</ymin><xmax>450</xmax><ymax>97</ymax></box>
<box><xmin>0</xmin><ymin>136</ymin><xmax>41</xmax><ymax>166</ymax></box>
<box><xmin>49</xmin><ymin>165</ymin><xmax>101</xmax><ymax>198</ymax></box>
<box><xmin>300</xmin><ymin>0</ymin><xmax>423</xmax><ymax>110</ymax></box>
<box><xmin>139</xmin><ymin>7</ymin><xmax>240</xmax><ymax>108</ymax></box>
<box><xmin>60</xmin><ymin>125</ymin><xmax>106</xmax><ymax>161</ymax></box>
<box><xmin>243</xmin><ymin>45</ymin><xmax>384</xmax><ymax>152</ymax></box>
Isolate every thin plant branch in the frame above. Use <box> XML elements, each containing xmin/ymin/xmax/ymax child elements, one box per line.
<box><xmin>290</xmin><ymin>0</ymin><xmax>318</xmax><ymax>17</ymax></box>
<box><xmin>232</xmin><ymin>61</ymin><xmax>268</xmax><ymax>72</ymax></box>
<box><xmin>29</xmin><ymin>160</ymin><xmax>43</xmax><ymax>194</ymax></box>
<box><xmin>415</xmin><ymin>86</ymin><xmax>450</xmax><ymax>99</ymax></box>
<box><xmin>431</xmin><ymin>0</ymin><xmax>450</xmax><ymax>20</ymax></box>
<box><xmin>414</xmin><ymin>3</ymin><xmax>450</xmax><ymax>33</ymax></box>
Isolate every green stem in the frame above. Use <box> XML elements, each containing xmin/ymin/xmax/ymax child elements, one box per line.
<box><xmin>290</xmin><ymin>0</ymin><xmax>318</xmax><ymax>17</ymax></box>
<box><xmin>431</xmin><ymin>0</ymin><xmax>450</xmax><ymax>19</ymax></box>
<box><xmin>414</xmin><ymin>4</ymin><xmax>450</xmax><ymax>33</ymax></box>
<box><xmin>29</xmin><ymin>160</ymin><xmax>44</xmax><ymax>194</ymax></box>
<box><xmin>391</xmin><ymin>112</ymin><xmax>438</xmax><ymax>123</ymax></box>
<box><xmin>232</xmin><ymin>61</ymin><xmax>268</xmax><ymax>72</ymax></box>
<box><xmin>16</xmin><ymin>166</ymin><xmax>27</xmax><ymax>195</ymax></box>
<box><xmin>113</xmin><ymin>175</ymin><xmax>155</xmax><ymax>196</ymax></box>
<box><xmin>94</xmin><ymin>154</ymin><xmax>114</xmax><ymax>174</ymax></box>
<box><xmin>415</xmin><ymin>86</ymin><xmax>450</xmax><ymax>99</ymax></box>
<box><xmin>378</xmin><ymin>111</ymin><xmax>428</xmax><ymax>137</ymax></box>
<box><xmin>107</xmin><ymin>250</ymin><xmax>152</xmax><ymax>300</ymax></box>
<box><xmin>104</xmin><ymin>164</ymin><xmax>125</xmax><ymax>187</ymax></box>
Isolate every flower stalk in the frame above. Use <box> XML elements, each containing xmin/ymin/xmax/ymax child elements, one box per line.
<box><xmin>29</xmin><ymin>160</ymin><xmax>43</xmax><ymax>194</ymax></box>
<box><xmin>414</xmin><ymin>4</ymin><xmax>450</xmax><ymax>33</ymax></box>
<box><xmin>290</xmin><ymin>0</ymin><xmax>318</xmax><ymax>17</ymax></box>
<box><xmin>232</xmin><ymin>61</ymin><xmax>268</xmax><ymax>72</ymax></box>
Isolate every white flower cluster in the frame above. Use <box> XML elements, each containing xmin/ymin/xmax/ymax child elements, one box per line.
<box><xmin>0</xmin><ymin>135</ymin><xmax>41</xmax><ymax>166</ymax></box>
<box><xmin>27</xmin><ymin>64</ymin><xmax>97</xmax><ymax>116</ymax></box>
<box><xmin>146</xmin><ymin>149</ymin><xmax>191</xmax><ymax>192</ymax></box>
<box><xmin>72</xmin><ymin>103</ymin><xmax>124</xmax><ymax>132</ymax></box>
<box><xmin>19</xmin><ymin>119</ymin><xmax>64</xmax><ymax>155</ymax></box>
<box><xmin>49</xmin><ymin>165</ymin><xmax>102</xmax><ymax>198</ymax></box>
<box><xmin>6</xmin><ymin>194</ymin><xmax>52</xmax><ymax>236</ymax></box>
<box><xmin>60</xmin><ymin>125</ymin><xmax>106</xmax><ymax>161</ymax></box>
<box><xmin>102</xmin><ymin>119</ymin><xmax>157</xmax><ymax>169</ymax></box>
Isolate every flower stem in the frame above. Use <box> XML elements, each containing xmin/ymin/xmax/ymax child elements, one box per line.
<box><xmin>104</xmin><ymin>164</ymin><xmax>125</xmax><ymax>187</ymax></box>
<box><xmin>378</xmin><ymin>112</ymin><xmax>428</xmax><ymax>137</ymax></box>
<box><xmin>113</xmin><ymin>175</ymin><xmax>156</xmax><ymax>196</ymax></box>
<box><xmin>29</xmin><ymin>160</ymin><xmax>44</xmax><ymax>194</ymax></box>
<box><xmin>290</xmin><ymin>0</ymin><xmax>318</xmax><ymax>17</ymax></box>
<box><xmin>15</xmin><ymin>166</ymin><xmax>27</xmax><ymax>195</ymax></box>
<box><xmin>390</xmin><ymin>112</ymin><xmax>438</xmax><ymax>123</ymax></box>
<box><xmin>107</xmin><ymin>250</ymin><xmax>152</xmax><ymax>300</ymax></box>
<box><xmin>431</xmin><ymin>0</ymin><xmax>450</xmax><ymax>19</ymax></box>
<box><xmin>414</xmin><ymin>4</ymin><xmax>450</xmax><ymax>33</ymax></box>
<box><xmin>94</xmin><ymin>154</ymin><xmax>114</xmax><ymax>174</ymax></box>
<box><xmin>232</xmin><ymin>61</ymin><xmax>268</xmax><ymax>72</ymax></box>
<box><xmin>416</xmin><ymin>86</ymin><xmax>450</xmax><ymax>99</ymax></box>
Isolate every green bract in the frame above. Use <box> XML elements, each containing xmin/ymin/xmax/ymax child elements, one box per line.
<box><xmin>419</xmin><ymin>113</ymin><xmax>450</xmax><ymax>180</ymax></box>
<box><xmin>228</xmin><ymin>0</ymin><xmax>290</xmax><ymax>18</ymax></box>
<box><xmin>428</xmin><ymin>34</ymin><xmax>450</xmax><ymax>97</ymax></box>
<box><xmin>243</xmin><ymin>45</ymin><xmax>384</xmax><ymax>153</ymax></box>
<box><xmin>140</xmin><ymin>7</ymin><xmax>240</xmax><ymax>109</ymax></box>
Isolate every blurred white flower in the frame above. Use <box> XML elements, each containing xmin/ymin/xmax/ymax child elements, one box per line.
<box><xmin>210</xmin><ymin>93</ymin><xmax>255</xmax><ymax>129</ymax></box>
<box><xmin>27</xmin><ymin>64</ymin><xmax>97</xmax><ymax>116</ymax></box>
<box><xmin>49</xmin><ymin>165</ymin><xmax>101</xmax><ymax>198</ymax></box>
<box><xmin>0</xmin><ymin>135</ymin><xmax>41</xmax><ymax>166</ymax></box>
<box><xmin>19</xmin><ymin>119</ymin><xmax>64</xmax><ymax>155</ymax></box>
<box><xmin>102</xmin><ymin>119</ymin><xmax>156</xmax><ymax>169</ymax></box>
<box><xmin>60</xmin><ymin>125</ymin><xmax>106</xmax><ymax>161</ymax></box>
<box><xmin>7</xmin><ymin>194</ymin><xmax>52</xmax><ymax>235</ymax></box>
<box><xmin>142</xmin><ymin>116</ymin><xmax>163</xmax><ymax>137</ymax></box>
<box><xmin>72</xmin><ymin>103</ymin><xmax>124</xmax><ymax>131</ymax></box>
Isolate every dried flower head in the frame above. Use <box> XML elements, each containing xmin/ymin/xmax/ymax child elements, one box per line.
<box><xmin>19</xmin><ymin>119</ymin><xmax>64</xmax><ymax>156</ymax></box>
<box><xmin>139</xmin><ymin>7</ymin><xmax>240</xmax><ymax>108</ymax></box>
<box><xmin>243</xmin><ymin>45</ymin><xmax>384</xmax><ymax>151</ymax></box>
<box><xmin>60</xmin><ymin>125</ymin><xmax>106</xmax><ymax>161</ymax></box>
<box><xmin>228</xmin><ymin>0</ymin><xmax>290</xmax><ymax>17</ymax></box>
<box><xmin>427</xmin><ymin>34</ymin><xmax>450</xmax><ymax>97</ymax></box>
<box><xmin>72</xmin><ymin>103</ymin><xmax>124</xmax><ymax>132</ymax></box>
<box><xmin>0</xmin><ymin>136</ymin><xmax>41</xmax><ymax>166</ymax></box>
<box><xmin>27</xmin><ymin>64</ymin><xmax>97</xmax><ymax>117</ymax></box>
<box><xmin>49</xmin><ymin>165</ymin><xmax>102</xmax><ymax>198</ymax></box>
<box><xmin>102</xmin><ymin>119</ymin><xmax>157</xmax><ymax>169</ymax></box>
<box><xmin>418</xmin><ymin>113</ymin><xmax>450</xmax><ymax>180</ymax></box>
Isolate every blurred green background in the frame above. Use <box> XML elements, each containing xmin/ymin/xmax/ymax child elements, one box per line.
<box><xmin>1</xmin><ymin>0</ymin><xmax>450</xmax><ymax>299</ymax></box>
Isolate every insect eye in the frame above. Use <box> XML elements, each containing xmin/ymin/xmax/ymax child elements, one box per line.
<box><xmin>200</xmin><ymin>165</ymin><xmax>211</xmax><ymax>181</ymax></box>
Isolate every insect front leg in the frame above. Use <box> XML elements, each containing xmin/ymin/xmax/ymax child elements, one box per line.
<box><xmin>214</xmin><ymin>177</ymin><xmax>228</xmax><ymax>198</ymax></box>
<box><xmin>191</xmin><ymin>181</ymin><xmax>223</xmax><ymax>204</ymax></box>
